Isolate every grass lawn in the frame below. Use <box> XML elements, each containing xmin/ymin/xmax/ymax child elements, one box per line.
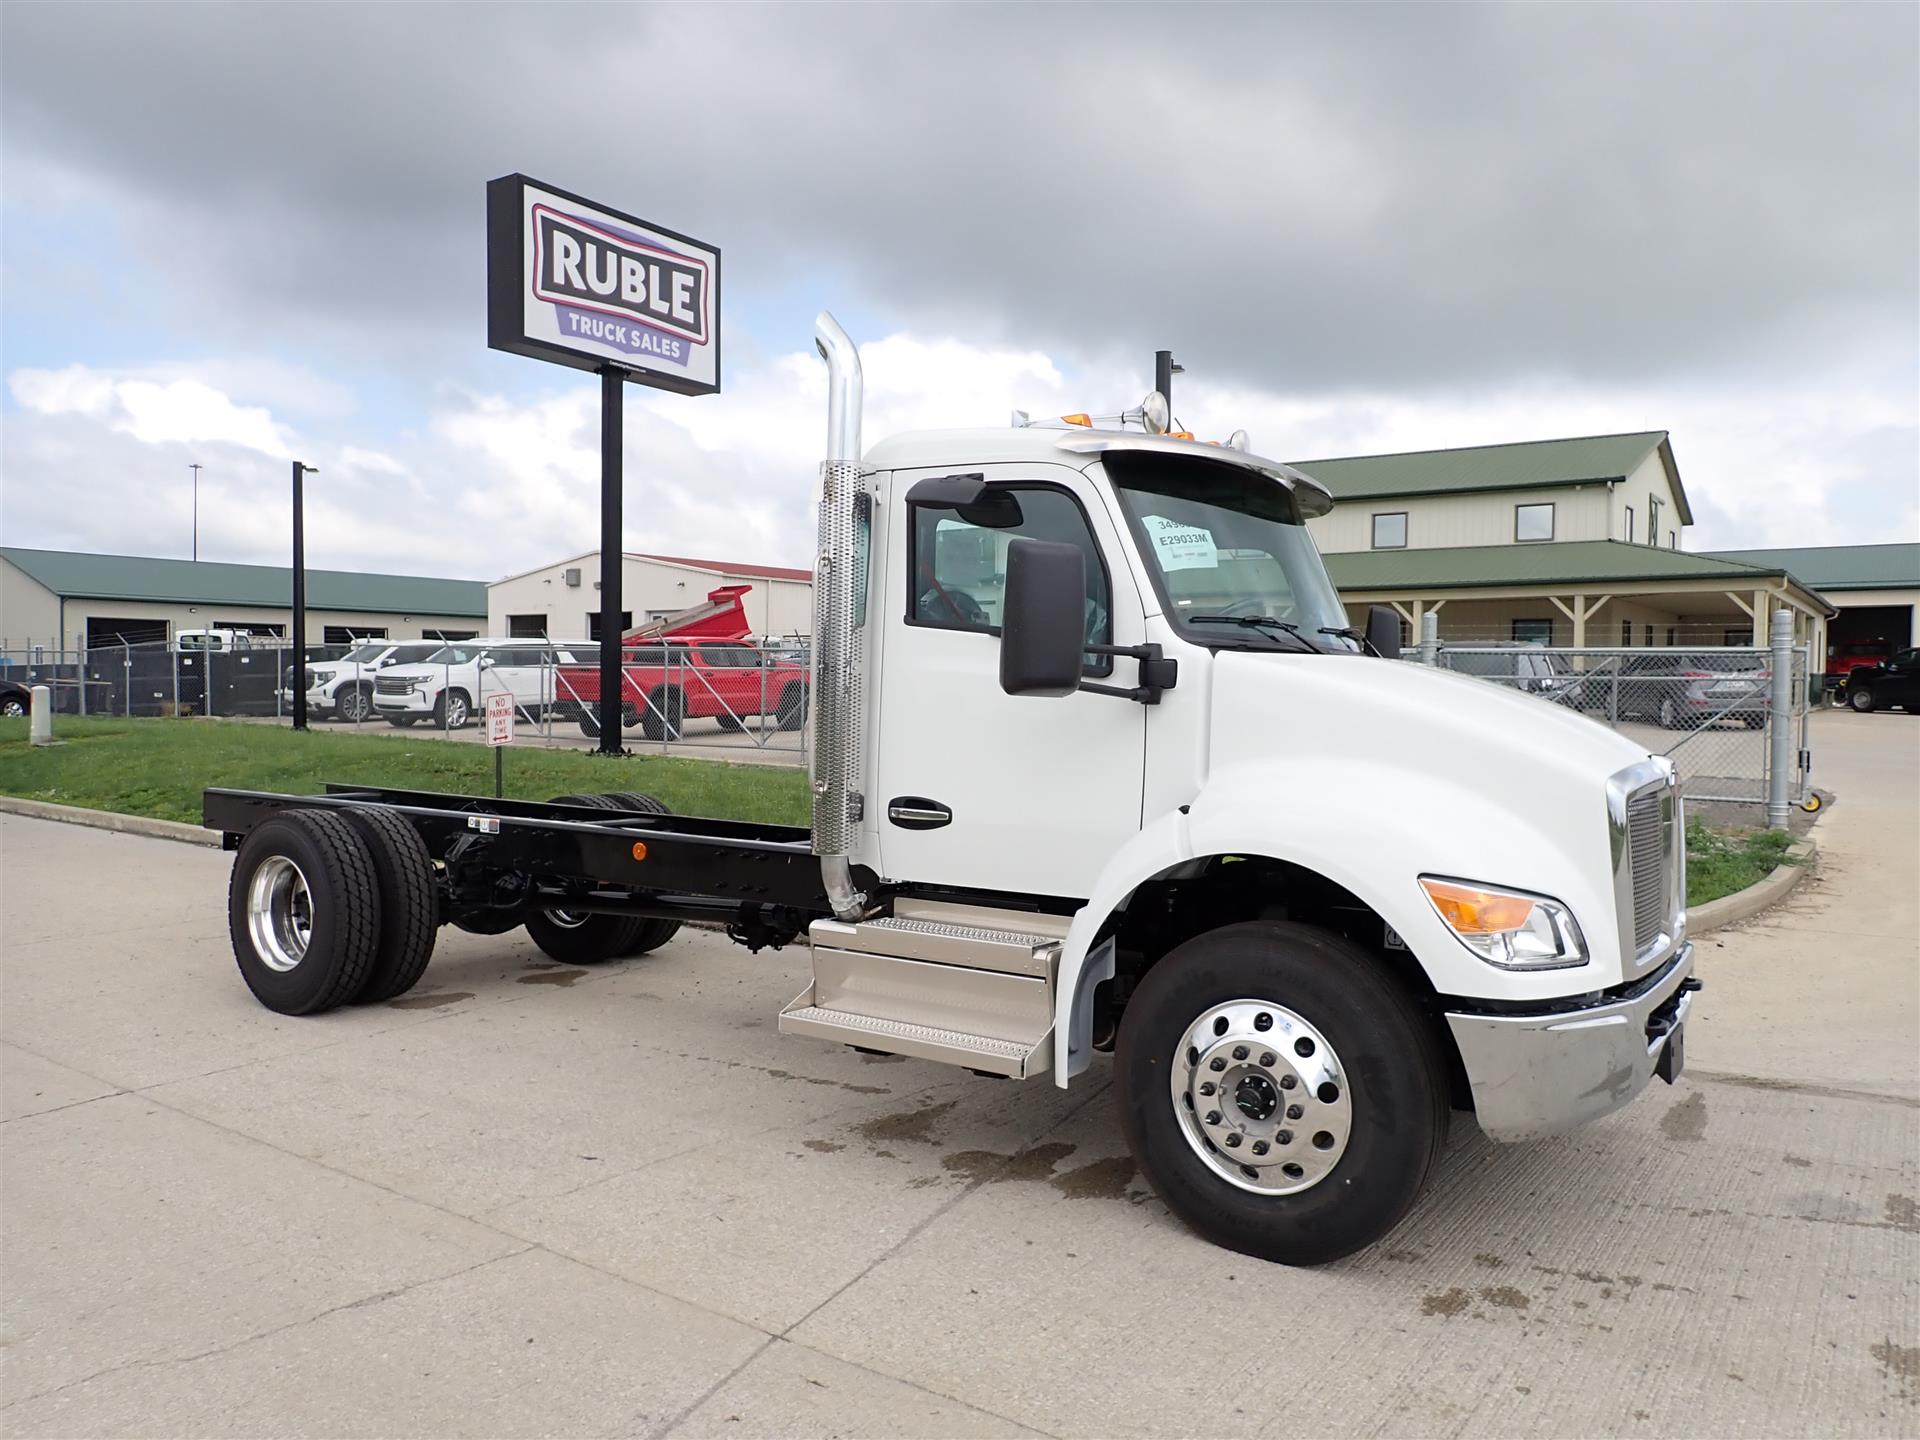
<box><xmin>0</xmin><ymin>716</ymin><xmax>810</xmax><ymax>828</ymax></box>
<box><xmin>1686</xmin><ymin>820</ymin><xmax>1800</xmax><ymax>907</ymax></box>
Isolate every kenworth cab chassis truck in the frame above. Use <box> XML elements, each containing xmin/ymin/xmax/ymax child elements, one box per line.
<box><xmin>206</xmin><ymin>314</ymin><xmax>1696</xmax><ymax>1265</ymax></box>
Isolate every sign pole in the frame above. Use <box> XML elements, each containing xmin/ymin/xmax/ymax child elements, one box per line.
<box><xmin>291</xmin><ymin>461</ymin><xmax>313</xmax><ymax>732</ymax></box>
<box><xmin>597</xmin><ymin>365</ymin><xmax>624</xmax><ymax>755</ymax></box>
<box><xmin>495</xmin><ymin>743</ymin><xmax>504</xmax><ymax>799</ymax></box>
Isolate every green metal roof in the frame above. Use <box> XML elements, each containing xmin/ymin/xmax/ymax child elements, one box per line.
<box><xmin>1323</xmin><ymin>539</ymin><xmax>1796</xmax><ymax>593</ymax></box>
<box><xmin>1291</xmin><ymin>431</ymin><xmax>1691</xmax><ymax>522</ymax></box>
<box><xmin>0</xmin><ymin>547</ymin><xmax>488</xmax><ymax>617</ymax></box>
<box><xmin>1701</xmin><ymin>543</ymin><xmax>1919</xmax><ymax>593</ymax></box>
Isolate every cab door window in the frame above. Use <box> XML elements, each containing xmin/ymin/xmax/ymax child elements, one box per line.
<box><xmin>907</xmin><ymin>485</ymin><xmax>1112</xmax><ymax>675</ymax></box>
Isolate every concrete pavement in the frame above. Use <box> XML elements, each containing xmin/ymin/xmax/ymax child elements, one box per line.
<box><xmin>1</xmin><ymin>707</ymin><xmax>1915</xmax><ymax>1437</ymax></box>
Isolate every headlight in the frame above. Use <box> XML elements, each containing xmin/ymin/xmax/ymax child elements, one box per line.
<box><xmin>310</xmin><ymin>669</ymin><xmax>335</xmax><ymax>685</ymax></box>
<box><xmin>1418</xmin><ymin>877</ymin><xmax>1587</xmax><ymax>970</ymax></box>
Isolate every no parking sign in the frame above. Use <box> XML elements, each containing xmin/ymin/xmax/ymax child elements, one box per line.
<box><xmin>485</xmin><ymin>693</ymin><xmax>515</xmax><ymax>746</ymax></box>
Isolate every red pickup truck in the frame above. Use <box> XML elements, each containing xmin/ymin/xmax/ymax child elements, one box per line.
<box><xmin>557</xmin><ymin>586</ymin><xmax>810</xmax><ymax>739</ymax></box>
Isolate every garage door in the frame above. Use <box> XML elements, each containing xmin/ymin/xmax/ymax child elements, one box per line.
<box><xmin>86</xmin><ymin>616</ymin><xmax>168</xmax><ymax>648</ymax></box>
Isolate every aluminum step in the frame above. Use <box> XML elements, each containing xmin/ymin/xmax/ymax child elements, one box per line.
<box><xmin>777</xmin><ymin>1005</ymin><xmax>1043</xmax><ymax>1077</ymax></box>
<box><xmin>811</xmin><ymin>912</ymin><xmax>1060</xmax><ymax>978</ymax></box>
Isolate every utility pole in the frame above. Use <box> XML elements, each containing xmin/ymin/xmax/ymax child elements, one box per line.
<box><xmin>291</xmin><ymin>462</ymin><xmax>317</xmax><ymax>731</ymax></box>
<box><xmin>189</xmin><ymin>463</ymin><xmax>203</xmax><ymax>561</ymax></box>
<box><xmin>1154</xmin><ymin>351</ymin><xmax>1183</xmax><ymax>409</ymax></box>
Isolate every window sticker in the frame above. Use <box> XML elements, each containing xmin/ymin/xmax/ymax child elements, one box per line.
<box><xmin>1141</xmin><ymin>514</ymin><xmax>1219</xmax><ymax>572</ymax></box>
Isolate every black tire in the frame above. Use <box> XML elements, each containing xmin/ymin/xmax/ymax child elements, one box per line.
<box><xmin>227</xmin><ymin>810</ymin><xmax>382</xmax><ymax>1016</ymax></box>
<box><xmin>1848</xmin><ymin>686</ymin><xmax>1875</xmax><ymax>713</ymax></box>
<box><xmin>776</xmin><ymin>683</ymin><xmax>807</xmax><ymax>731</ymax></box>
<box><xmin>578</xmin><ymin>701</ymin><xmax>640</xmax><ymax>738</ymax></box>
<box><xmin>1115</xmin><ymin>921</ymin><xmax>1448</xmax><ymax>1266</ymax></box>
<box><xmin>339</xmin><ymin>806</ymin><xmax>438</xmax><ymax>1002</ymax></box>
<box><xmin>0</xmin><ymin>695</ymin><xmax>27</xmax><ymax>718</ymax></box>
<box><xmin>337</xmin><ymin>686</ymin><xmax>374</xmax><ymax>724</ymax></box>
<box><xmin>600</xmin><ymin>792</ymin><xmax>682</xmax><ymax>955</ymax></box>
<box><xmin>715</xmin><ymin>711</ymin><xmax>745</xmax><ymax>733</ymax></box>
<box><xmin>640</xmin><ymin>688</ymin><xmax>684</xmax><ymax>741</ymax></box>
<box><xmin>521</xmin><ymin>795</ymin><xmax>644</xmax><ymax>962</ymax></box>
<box><xmin>436</xmin><ymin>689</ymin><xmax>472</xmax><ymax>729</ymax></box>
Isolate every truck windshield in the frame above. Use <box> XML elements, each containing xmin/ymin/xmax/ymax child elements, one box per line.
<box><xmin>422</xmin><ymin>645</ymin><xmax>482</xmax><ymax>665</ymax></box>
<box><xmin>1107</xmin><ymin>455</ymin><xmax>1356</xmax><ymax>652</ymax></box>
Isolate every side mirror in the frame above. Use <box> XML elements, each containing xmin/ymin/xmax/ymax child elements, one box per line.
<box><xmin>999</xmin><ymin>538</ymin><xmax>1086</xmax><ymax>697</ymax></box>
<box><xmin>1366</xmin><ymin>605</ymin><xmax>1402</xmax><ymax>660</ymax></box>
<box><xmin>479</xmin><ymin>656</ymin><xmax>496</xmax><ymax>668</ymax></box>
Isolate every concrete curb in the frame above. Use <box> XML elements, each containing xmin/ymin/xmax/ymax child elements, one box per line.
<box><xmin>0</xmin><ymin>795</ymin><xmax>220</xmax><ymax>847</ymax></box>
<box><xmin>1690</xmin><ymin>836</ymin><xmax>1817</xmax><ymax>935</ymax></box>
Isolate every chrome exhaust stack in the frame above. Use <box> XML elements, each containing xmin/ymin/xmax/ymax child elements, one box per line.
<box><xmin>811</xmin><ymin>312</ymin><xmax>867</xmax><ymax>921</ymax></box>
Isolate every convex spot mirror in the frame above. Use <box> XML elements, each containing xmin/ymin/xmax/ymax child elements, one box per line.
<box><xmin>906</xmin><ymin>473</ymin><xmax>1024</xmax><ymax>529</ymax></box>
<box><xmin>1000</xmin><ymin>537</ymin><xmax>1086</xmax><ymax>698</ymax></box>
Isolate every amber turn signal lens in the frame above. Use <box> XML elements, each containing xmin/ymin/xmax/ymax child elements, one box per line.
<box><xmin>1419</xmin><ymin>878</ymin><xmax>1534</xmax><ymax>935</ymax></box>
<box><xmin>630</xmin><ymin>841</ymin><xmax>649</xmax><ymax>862</ymax></box>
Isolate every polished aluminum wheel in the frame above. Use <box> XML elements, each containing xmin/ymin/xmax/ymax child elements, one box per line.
<box><xmin>1170</xmin><ymin>999</ymin><xmax>1353</xmax><ymax>1195</ymax></box>
<box><xmin>246</xmin><ymin>855</ymin><xmax>313</xmax><ymax>973</ymax></box>
<box><xmin>542</xmin><ymin>908</ymin><xmax>589</xmax><ymax>929</ymax></box>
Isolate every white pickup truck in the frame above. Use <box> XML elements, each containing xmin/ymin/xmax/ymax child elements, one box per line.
<box><xmin>211</xmin><ymin>313</ymin><xmax>1695</xmax><ymax>1265</ymax></box>
<box><xmin>283</xmin><ymin>640</ymin><xmax>446</xmax><ymax>723</ymax></box>
<box><xmin>370</xmin><ymin>638</ymin><xmax>592</xmax><ymax>729</ymax></box>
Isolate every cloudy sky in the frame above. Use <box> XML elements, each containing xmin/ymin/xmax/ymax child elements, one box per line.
<box><xmin>2</xmin><ymin>3</ymin><xmax>1914</xmax><ymax>581</ymax></box>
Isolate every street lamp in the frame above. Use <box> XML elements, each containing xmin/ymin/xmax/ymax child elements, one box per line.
<box><xmin>189</xmin><ymin>463</ymin><xmax>203</xmax><ymax>561</ymax></box>
<box><xmin>291</xmin><ymin>462</ymin><xmax>318</xmax><ymax>731</ymax></box>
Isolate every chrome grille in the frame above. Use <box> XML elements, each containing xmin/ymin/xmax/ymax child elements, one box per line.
<box><xmin>374</xmin><ymin>677</ymin><xmax>413</xmax><ymax>695</ymax></box>
<box><xmin>1627</xmin><ymin>788</ymin><xmax>1668</xmax><ymax>953</ymax></box>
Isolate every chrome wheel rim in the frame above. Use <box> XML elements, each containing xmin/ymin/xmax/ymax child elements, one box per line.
<box><xmin>1170</xmin><ymin>999</ymin><xmax>1353</xmax><ymax>1195</ymax></box>
<box><xmin>445</xmin><ymin>695</ymin><xmax>466</xmax><ymax>726</ymax></box>
<box><xmin>543</xmin><ymin>908</ymin><xmax>589</xmax><ymax>929</ymax></box>
<box><xmin>246</xmin><ymin>855</ymin><xmax>313</xmax><ymax>972</ymax></box>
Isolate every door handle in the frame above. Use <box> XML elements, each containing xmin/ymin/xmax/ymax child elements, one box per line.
<box><xmin>887</xmin><ymin>797</ymin><xmax>952</xmax><ymax>830</ymax></box>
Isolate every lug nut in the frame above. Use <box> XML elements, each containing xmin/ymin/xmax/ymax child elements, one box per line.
<box><xmin>1277</xmin><ymin>1129</ymin><xmax>1294</xmax><ymax>1145</ymax></box>
<box><xmin>1287</xmin><ymin>1104</ymin><xmax>1304</xmax><ymax>1120</ymax></box>
<box><xmin>1251</xmin><ymin>1140</ymin><xmax>1269</xmax><ymax>1156</ymax></box>
<box><xmin>1204</xmin><ymin>1110</ymin><xmax>1222</xmax><ymax>1126</ymax></box>
<box><xmin>1260</xmin><ymin>1052</ymin><xmax>1277</xmax><ymax>1068</ymax></box>
<box><xmin>1209</xmin><ymin>1057</ymin><xmax>1227</xmax><ymax>1072</ymax></box>
<box><xmin>1224</xmin><ymin>1133</ymin><xmax>1243</xmax><ymax>1148</ymax></box>
<box><xmin>1231</xmin><ymin>1045</ymin><xmax>1249</xmax><ymax>1061</ymax></box>
<box><xmin>1279</xmin><ymin>1074</ymin><xmax>1297</xmax><ymax>1090</ymax></box>
<box><xmin>1199</xmin><ymin>1081</ymin><xmax>1217</xmax><ymax>1096</ymax></box>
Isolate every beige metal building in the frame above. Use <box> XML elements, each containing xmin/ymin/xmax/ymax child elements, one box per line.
<box><xmin>0</xmin><ymin>547</ymin><xmax>488</xmax><ymax>654</ymax></box>
<box><xmin>486</xmin><ymin>551</ymin><xmax>814</xmax><ymax>642</ymax></box>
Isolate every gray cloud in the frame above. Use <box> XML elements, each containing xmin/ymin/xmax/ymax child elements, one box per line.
<box><xmin>3</xmin><ymin>3</ymin><xmax>1914</xmax><ymax>393</ymax></box>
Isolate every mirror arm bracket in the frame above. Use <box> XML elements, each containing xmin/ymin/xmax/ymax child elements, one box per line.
<box><xmin>1079</xmin><ymin>643</ymin><xmax>1177</xmax><ymax>705</ymax></box>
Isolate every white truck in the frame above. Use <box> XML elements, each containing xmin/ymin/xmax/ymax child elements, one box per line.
<box><xmin>282</xmin><ymin>640</ymin><xmax>448</xmax><ymax>722</ymax></box>
<box><xmin>206</xmin><ymin>314</ymin><xmax>1695</xmax><ymax>1265</ymax></box>
<box><xmin>370</xmin><ymin>637</ymin><xmax>593</xmax><ymax>729</ymax></box>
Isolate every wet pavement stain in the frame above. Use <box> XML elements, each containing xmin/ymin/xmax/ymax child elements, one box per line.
<box><xmin>802</xmin><ymin>1139</ymin><xmax>845</xmax><ymax>1153</ymax></box>
<box><xmin>1421</xmin><ymin>1288</ymin><xmax>1471</xmax><ymax>1317</ymax></box>
<box><xmin>857</xmin><ymin>1051</ymin><xmax>906</xmax><ymax>1065</ymax></box>
<box><xmin>1049</xmin><ymin>1154</ymin><xmax>1136</xmax><ymax>1201</ymax></box>
<box><xmin>1885</xmin><ymin>1194</ymin><xmax>1920</xmax><ymax>1234</ymax></box>
<box><xmin>387</xmin><ymin>992</ymin><xmax>474</xmax><ymax>1010</ymax></box>
<box><xmin>853</xmin><ymin>1099</ymin><xmax>958</xmax><ymax>1146</ymax></box>
<box><xmin>1659</xmin><ymin>1092</ymin><xmax>1707</xmax><ymax>1142</ymax></box>
<box><xmin>1783</xmin><ymin>1153</ymin><xmax>1813</xmax><ymax>1167</ymax></box>
<box><xmin>940</xmin><ymin>1141</ymin><xmax>1077</xmax><ymax>1185</ymax></box>
<box><xmin>1473</xmin><ymin>1253</ymin><xmax>1506</xmax><ymax>1268</ymax></box>
<box><xmin>517</xmin><ymin>969</ymin><xmax>589</xmax><ymax>987</ymax></box>
<box><xmin>1480</xmin><ymin>1285</ymin><xmax>1531</xmax><ymax>1310</ymax></box>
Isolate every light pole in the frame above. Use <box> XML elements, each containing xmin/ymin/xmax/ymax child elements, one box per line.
<box><xmin>291</xmin><ymin>462</ymin><xmax>318</xmax><ymax>731</ymax></box>
<box><xmin>1154</xmin><ymin>351</ymin><xmax>1184</xmax><ymax>410</ymax></box>
<box><xmin>189</xmin><ymin>463</ymin><xmax>203</xmax><ymax>560</ymax></box>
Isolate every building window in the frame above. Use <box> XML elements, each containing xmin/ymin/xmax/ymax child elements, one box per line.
<box><xmin>1644</xmin><ymin>623</ymin><xmax>1654</xmax><ymax>646</ymax></box>
<box><xmin>1371</xmin><ymin>512</ymin><xmax>1408</xmax><ymax>549</ymax></box>
<box><xmin>1512</xmin><ymin>619</ymin><xmax>1554</xmax><ymax>645</ymax></box>
<box><xmin>1649</xmin><ymin>496</ymin><xmax>1662</xmax><ymax>545</ymax></box>
<box><xmin>1724</xmin><ymin>628</ymin><xmax>1753</xmax><ymax>646</ymax></box>
<box><xmin>323</xmin><ymin>625</ymin><xmax>386</xmax><ymax>645</ymax></box>
<box><xmin>1624</xmin><ymin>506</ymin><xmax>1635</xmax><ymax>544</ymax></box>
<box><xmin>506</xmin><ymin>613</ymin><xmax>548</xmax><ymax>638</ymax></box>
<box><xmin>1666</xmin><ymin>627</ymin><xmax>1677</xmax><ymax>646</ymax></box>
<box><xmin>1667</xmin><ymin>531</ymin><xmax>1676</xmax><ymax>549</ymax></box>
<box><xmin>1621</xmin><ymin>619</ymin><xmax>1633</xmax><ymax>646</ymax></box>
<box><xmin>585</xmin><ymin>611</ymin><xmax>634</xmax><ymax>641</ymax></box>
<box><xmin>1514</xmin><ymin>503</ymin><xmax>1554</xmax><ymax>542</ymax></box>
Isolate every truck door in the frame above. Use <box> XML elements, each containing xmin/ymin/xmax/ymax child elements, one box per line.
<box><xmin>872</xmin><ymin>464</ymin><xmax>1147</xmax><ymax>899</ymax></box>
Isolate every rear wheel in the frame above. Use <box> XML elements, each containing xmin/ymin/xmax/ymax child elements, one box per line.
<box><xmin>715</xmin><ymin>712</ymin><xmax>745</xmax><ymax>733</ymax></box>
<box><xmin>1116</xmin><ymin>921</ymin><xmax>1447</xmax><ymax>1266</ymax></box>
<box><xmin>640</xmin><ymin>688</ymin><xmax>685</xmax><ymax>741</ymax></box>
<box><xmin>1</xmin><ymin>694</ymin><xmax>28</xmax><ymax>717</ymax></box>
<box><xmin>600</xmin><ymin>792</ymin><xmax>682</xmax><ymax>955</ymax></box>
<box><xmin>338</xmin><ymin>806</ymin><xmax>438</xmax><ymax>1002</ymax></box>
<box><xmin>436</xmin><ymin>689</ymin><xmax>471</xmax><ymax>729</ymax></box>
<box><xmin>1849</xmin><ymin>685</ymin><xmax>1876</xmax><ymax>713</ymax></box>
<box><xmin>522</xmin><ymin>795</ymin><xmax>644</xmax><ymax>962</ymax></box>
<box><xmin>776</xmin><ymin>684</ymin><xmax>807</xmax><ymax>731</ymax></box>
<box><xmin>227</xmin><ymin>810</ymin><xmax>382</xmax><ymax>1015</ymax></box>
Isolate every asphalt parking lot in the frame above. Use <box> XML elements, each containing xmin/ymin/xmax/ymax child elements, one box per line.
<box><xmin>2</xmin><ymin>710</ymin><xmax>1915</xmax><ymax>1437</ymax></box>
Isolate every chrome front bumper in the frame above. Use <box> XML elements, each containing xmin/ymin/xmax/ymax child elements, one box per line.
<box><xmin>1445</xmin><ymin>944</ymin><xmax>1697</xmax><ymax>1143</ymax></box>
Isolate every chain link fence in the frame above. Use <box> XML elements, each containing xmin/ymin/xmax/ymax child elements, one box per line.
<box><xmin>0</xmin><ymin>636</ymin><xmax>811</xmax><ymax>766</ymax></box>
<box><xmin>1409</xmin><ymin>635</ymin><xmax>1812</xmax><ymax>809</ymax></box>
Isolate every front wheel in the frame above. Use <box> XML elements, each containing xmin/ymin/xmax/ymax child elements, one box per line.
<box><xmin>1848</xmin><ymin>686</ymin><xmax>1876</xmax><ymax>713</ymax></box>
<box><xmin>1115</xmin><ymin>922</ymin><xmax>1447</xmax><ymax>1266</ymax></box>
<box><xmin>337</xmin><ymin>686</ymin><xmax>373</xmax><ymax>724</ymax></box>
<box><xmin>436</xmin><ymin>690</ymin><xmax>471</xmax><ymax>729</ymax></box>
<box><xmin>0</xmin><ymin>695</ymin><xmax>25</xmax><ymax>717</ymax></box>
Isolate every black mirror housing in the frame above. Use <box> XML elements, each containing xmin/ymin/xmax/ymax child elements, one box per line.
<box><xmin>1366</xmin><ymin>605</ymin><xmax>1402</xmax><ymax>660</ymax></box>
<box><xmin>999</xmin><ymin>538</ymin><xmax>1086</xmax><ymax>697</ymax></box>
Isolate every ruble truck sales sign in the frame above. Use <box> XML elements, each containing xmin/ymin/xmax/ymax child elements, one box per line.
<box><xmin>487</xmin><ymin>174</ymin><xmax>721</xmax><ymax>395</ymax></box>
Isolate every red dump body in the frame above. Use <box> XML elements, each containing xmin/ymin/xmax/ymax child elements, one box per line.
<box><xmin>557</xmin><ymin>585</ymin><xmax>809</xmax><ymax>738</ymax></box>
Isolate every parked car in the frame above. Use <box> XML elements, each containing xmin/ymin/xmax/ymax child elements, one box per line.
<box><xmin>280</xmin><ymin>641</ymin><xmax>447</xmax><ymax>722</ymax></box>
<box><xmin>1439</xmin><ymin>643</ymin><xmax>1579</xmax><ymax>704</ymax></box>
<box><xmin>1843</xmin><ymin>647</ymin><xmax>1920</xmax><ymax>713</ymax></box>
<box><xmin>0</xmin><ymin>676</ymin><xmax>32</xmax><ymax>717</ymax></box>
<box><xmin>1616</xmin><ymin>652</ymin><xmax>1770</xmax><ymax>729</ymax></box>
<box><xmin>559</xmin><ymin>639</ymin><xmax>810</xmax><ymax>739</ymax></box>
<box><xmin>372</xmin><ymin>638</ymin><xmax>592</xmax><ymax>729</ymax></box>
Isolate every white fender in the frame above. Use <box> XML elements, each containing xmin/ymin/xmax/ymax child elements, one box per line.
<box><xmin>1052</xmin><ymin>757</ymin><xmax>1621</xmax><ymax>1086</ymax></box>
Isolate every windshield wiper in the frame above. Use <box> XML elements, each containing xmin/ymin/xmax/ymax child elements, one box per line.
<box><xmin>1317</xmin><ymin>625</ymin><xmax>1376</xmax><ymax>656</ymax></box>
<box><xmin>1188</xmin><ymin>614</ymin><xmax>1322</xmax><ymax>655</ymax></box>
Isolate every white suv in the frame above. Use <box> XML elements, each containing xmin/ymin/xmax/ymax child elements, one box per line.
<box><xmin>372</xmin><ymin>638</ymin><xmax>592</xmax><ymax>729</ymax></box>
<box><xmin>282</xmin><ymin>641</ymin><xmax>448</xmax><ymax>723</ymax></box>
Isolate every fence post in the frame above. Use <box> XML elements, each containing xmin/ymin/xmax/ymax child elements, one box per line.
<box><xmin>78</xmin><ymin>645</ymin><xmax>88</xmax><ymax>717</ymax></box>
<box><xmin>1418</xmin><ymin>611</ymin><xmax>1439</xmax><ymax>666</ymax></box>
<box><xmin>1766</xmin><ymin>608</ymin><xmax>1793</xmax><ymax>829</ymax></box>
